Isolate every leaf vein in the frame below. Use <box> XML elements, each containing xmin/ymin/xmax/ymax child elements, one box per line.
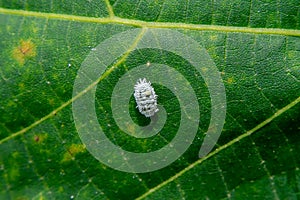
<box><xmin>135</xmin><ymin>96</ymin><xmax>300</xmax><ymax>200</ymax></box>
<box><xmin>0</xmin><ymin>28</ymin><xmax>147</xmax><ymax>144</ymax></box>
<box><xmin>104</xmin><ymin>0</ymin><xmax>115</xmax><ymax>17</ymax></box>
<box><xmin>0</xmin><ymin>8</ymin><xmax>299</xmax><ymax>36</ymax></box>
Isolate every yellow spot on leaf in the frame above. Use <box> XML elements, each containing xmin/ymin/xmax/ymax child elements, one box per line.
<box><xmin>8</xmin><ymin>152</ymin><xmax>20</xmax><ymax>182</ymax></box>
<box><xmin>38</xmin><ymin>195</ymin><xmax>46</xmax><ymax>200</ymax></box>
<box><xmin>61</xmin><ymin>144</ymin><xmax>86</xmax><ymax>163</ymax></box>
<box><xmin>227</xmin><ymin>77</ymin><xmax>235</xmax><ymax>84</ymax></box>
<box><xmin>210</xmin><ymin>35</ymin><xmax>218</xmax><ymax>41</ymax></box>
<box><xmin>12</xmin><ymin>39</ymin><xmax>36</xmax><ymax>65</ymax></box>
<box><xmin>287</xmin><ymin>51</ymin><xmax>296</xmax><ymax>59</ymax></box>
<box><xmin>48</xmin><ymin>98</ymin><xmax>55</xmax><ymax>106</ymax></box>
<box><xmin>7</xmin><ymin>100</ymin><xmax>17</xmax><ymax>108</ymax></box>
<box><xmin>18</xmin><ymin>82</ymin><xmax>25</xmax><ymax>90</ymax></box>
<box><xmin>207</xmin><ymin>46</ymin><xmax>216</xmax><ymax>53</ymax></box>
<box><xmin>9</xmin><ymin>166</ymin><xmax>20</xmax><ymax>181</ymax></box>
<box><xmin>201</xmin><ymin>67</ymin><xmax>208</xmax><ymax>73</ymax></box>
<box><xmin>12</xmin><ymin>151</ymin><xmax>19</xmax><ymax>158</ymax></box>
<box><xmin>58</xmin><ymin>186</ymin><xmax>64</xmax><ymax>192</ymax></box>
<box><xmin>126</xmin><ymin>123</ymin><xmax>135</xmax><ymax>134</ymax></box>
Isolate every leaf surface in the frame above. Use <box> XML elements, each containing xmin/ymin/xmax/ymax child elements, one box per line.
<box><xmin>0</xmin><ymin>1</ymin><xmax>300</xmax><ymax>199</ymax></box>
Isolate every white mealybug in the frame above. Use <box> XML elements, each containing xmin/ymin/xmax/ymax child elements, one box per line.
<box><xmin>134</xmin><ymin>78</ymin><xmax>159</xmax><ymax>117</ymax></box>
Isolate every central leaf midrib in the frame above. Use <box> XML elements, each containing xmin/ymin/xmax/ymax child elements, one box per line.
<box><xmin>0</xmin><ymin>7</ymin><xmax>300</xmax><ymax>36</ymax></box>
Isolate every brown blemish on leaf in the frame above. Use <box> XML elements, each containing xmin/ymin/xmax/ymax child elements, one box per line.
<box><xmin>61</xmin><ymin>144</ymin><xmax>86</xmax><ymax>163</ymax></box>
<box><xmin>12</xmin><ymin>39</ymin><xmax>36</xmax><ymax>65</ymax></box>
<box><xmin>34</xmin><ymin>136</ymin><xmax>39</xmax><ymax>142</ymax></box>
<box><xmin>33</xmin><ymin>133</ymin><xmax>48</xmax><ymax>143</ymax></box>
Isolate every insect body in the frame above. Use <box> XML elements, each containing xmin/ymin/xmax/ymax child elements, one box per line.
<box><xmin>134</xmin><ymin>78</ymin><xmax>159</xmax><ymax>117</ymax></box>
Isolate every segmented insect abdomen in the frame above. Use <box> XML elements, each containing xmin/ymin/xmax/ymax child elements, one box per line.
<box><xmin>134</xmin><ymin>78</ymin><xmax>159</xmax><ymax>117</ymax></box>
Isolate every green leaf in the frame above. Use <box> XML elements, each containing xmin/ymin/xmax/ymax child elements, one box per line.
<box><xmin>0</xmin><ymin>1</ymin><xmax>300</xmax><ymax>199</ymax></box>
